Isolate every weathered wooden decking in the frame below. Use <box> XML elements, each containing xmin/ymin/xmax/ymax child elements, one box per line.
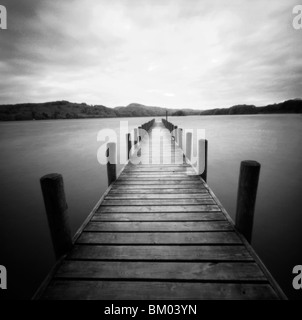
<box><xmin>39</xmin><ymin>120</ymin><xmax>284</xmax><ymax>300</ymax></box>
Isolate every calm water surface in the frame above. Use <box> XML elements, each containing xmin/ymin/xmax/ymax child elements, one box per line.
<box><xmin>0</xmin><ymin>115</ymin><xmax>301</xmax><ymax>299</ymax></box>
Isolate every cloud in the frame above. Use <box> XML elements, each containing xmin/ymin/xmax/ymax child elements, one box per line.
<box><xmin>0</xmin><ymin>0</ymin><xmax>301</xmax><ymax>108</ymax></box>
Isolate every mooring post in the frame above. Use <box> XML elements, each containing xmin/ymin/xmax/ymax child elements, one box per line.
<box><xmin>235</xmin><ymin>160</ymin><xmax>261</xmax><ymax>243</ymax></box>
<box><xmin>186</xmin><ymin>132</ymin><xmax>192</xmax><ymax>162</ymax></box>
<box><xmin>126</xmin><ymin>133</ymin><xmax>132</xmax><ymax>160</ymax></box>
<box><xmin>198</xmin><ymin>139</ymin><xmax>208</xmax><ymax>182</ymax></box>
<box><xmin>134</xmin><ymin>128</ymin><xmax>138</xmax><ymax>145</ymax></box>
<box><xmin>138</xmin><ymin>126</ymin><xmax>142</xmax><ymax>142</ymax></box>
<box><xmin>178</xmin><ymin>128</ymin><xmax>183</xmax><ymax>149</ymax></box>
<box><xmin>173</xmin><ymin>126</ymin><xmax>178</xmax><ymax>142</ymax></box>
<box><xmin>40</xmin><ymin>174</ymin><xmax>72</xmax><ymax>260</ymax></box>
<box><xmin>107</xmin><ymin>142</ymin><xmax>117</xmax><ymax>186</ymax></box>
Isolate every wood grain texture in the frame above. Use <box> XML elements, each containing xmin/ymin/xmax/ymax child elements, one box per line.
<box><xmin>84</xmin><ymin>221</ymin><xmax>232</xmax><ymax>232</ymax></box>
<box><xmin>109</xmin><ymin>188</ymin><xmax>208</xmax><ymax>194</ymax></box>
<box><xmin>55</xmin><ymin>261</ymin><xmax>266</xmax><ymax>281</ymax></box>
<box><xmin>68</xmin><ymin>245</ymin><xmax>253</xmax><ymax>261</ymax></box>
<box><xmin>101</xmin><ymin>199</ymin><xmax>216</xmax><ymax>206</ymax></box>
<box><xmin>77</xmin><ymin>231</ymin><xmax>242</xmax><ymax>245</ymax></box>
<box><xmin>91</xmin><ymin>212</ymin><xmax>225</xmax><ymax>221</ymax></box>
<box><xmin>96</xmin><ymin>205</ymin><xmax>221</xmax><ymax>213</ymax></box>
<box><xmin>41</xmin><ymin>281</ymin><xmax>278</xmax><ymax>300</ymax></box>
<box><xmin>105</xmin><ymin>193</ymin><xmax>210</xmax><ymax>199</ymax></box>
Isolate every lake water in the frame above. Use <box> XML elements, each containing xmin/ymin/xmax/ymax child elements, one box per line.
<box><xmin>0</xmin><ymin>115</ymin><xmax>301</xmax><ymax>300</ymax></box>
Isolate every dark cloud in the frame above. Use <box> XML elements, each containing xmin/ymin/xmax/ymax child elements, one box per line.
<box><xmin>0</xmin><ymin>0</ymin><xmax>301</xmax><ymax>107</ymax></box>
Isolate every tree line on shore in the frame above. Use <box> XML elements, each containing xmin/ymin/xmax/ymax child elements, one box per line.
<box><xmin>0</xmin><ymin>99</ymin><xmax>301</xmax><ymax>121</ymax></box>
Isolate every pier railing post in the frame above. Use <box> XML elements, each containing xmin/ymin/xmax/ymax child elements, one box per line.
<box><xmin>186</xmin><ymin>132</ymin><xmax>192</xmax><ymax>162</ymax></box>
<box><xmin>178</xmin><ymin>128</ymin><xmax>183</xmax><ymax>149</ymax></box>
<box><xmin>174</xmin><ymin>126</ymin><xmax>178</xmax><ymax>142</ymax></box>
<box><xmin>126</xmin><ymin>133</ymin><xmax>132</xmax><ymax>160</ymax></box>
<box><xmin>134</xmin><ymin>128</ymin><xmax>138</xmax><ymax>145</ymax></box>
<box><xmin>107</xmin><ymin>142</ymin><xmax>117</xmax><ymax>186</ymax></box>
<box><xmin>138</xmin><ymin>126</ymin><xmax>142</xmax><ymax>142</ymax></box>
<box><xmin>198</xmin><ymin>139</ymin><xmax>208</xmax><ymax>182</ymax></box>
<box><xmin>40</xmin><ymin>174</ymin><xmax>72</xmax><ymax>260</ymax></box>
<box><xmin>235</xmin><ymin>160</ymin><xmax>261</xmax><ymax>243</ymax></box>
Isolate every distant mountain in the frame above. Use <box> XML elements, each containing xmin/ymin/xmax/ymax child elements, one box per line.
<box><xmin>200</xmin><ymin>99</ymin><xmax>302</xmax><ymax>115</ymax></box>
<box><xmin>0</xmin><ymin>101</ymin><xmax>117</xmax><ymax>121</ymax></box>
<box><xmin>114</xmin><ymin>103</ymin><xmax>200</xmax><ymax>117</ymax></box>
<box><xmin>0</xmin><ymin>99</ymin><xmax>301</xmax><ymax>121</ymax></box>
<box><xmin>114</xmin><ymin>103</ymin><xmax>169</xmax><ymax>117</ymax></box>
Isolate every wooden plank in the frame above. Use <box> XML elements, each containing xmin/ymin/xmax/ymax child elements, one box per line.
<box><xmin>121</xmin><ymin>170</ymin><xmax>192</xmax><ymax>173</ymax></box>
<box><xmin>68</xmin><ymin>245</ymin><xmax>252</xmax><ymax>261</ymax></box>
<box><xmin>108</xmin><ymin>188</ymin><xmax>209</xmax><ymax>195</ymax></box>
<box><xmin>139</xmin><ymin>160</ymin><xmax>185</xmax><ymax>164</ymax></box>
<box><xmin>120</xmin><ymin>173</ymin><xmax>197</xmax><ymax>177</ymax></box>
<box><xmin>101</xmin><ymin>199</ymin><xmax>216</xmax><ymax>206</ymax></box>
<box><xmin>118</xmin><ymin>178</ymin><xmax>198</xmax><ymax>181</ymax></box>
<box><xmin>42</xmin><ymin>281</ymin><xmax>278</xmax><ymax>300</ymax></box>
<box><xmin>120</xmin><ymin>174</ymin><xmax>197</xmax><ymax>177</ymax></box>
<box><xmin>77</xmin><ymin>231</ymin><xmax>242</xmax><ymax>245</ymax></box>
<box><xmin>114</xmin><ymin>180</ymin><xmax>202</xmax><ymax>185</ymax></box>
<box><xmin>105</xmin><ymin>193</ymin><xmax>210</xmax><ymax>199</ymax></box>
<box><xmin>84</xmin><ymin>221</ymin><xmax>232</xmax><ymax>232</ymax></box>
<box><xmin>97</xmin><ymin>205</ymin><xmax>221</xmax><ymax>213</ymax></box>
<box><xmin>124</xmin><ymin>168</ymin><xmax>192</xmax><ymax>172</ymax></box>
<box><xmin>55</xmin><ymin>261</ymin><xmax>266</xmax><ymax>281</ymax></box>
<box><xmin>92</xmin><ymin>212</ymin><xmax>225</xmax><ymax>221</ymax></box>
<box><xmin>123</xmin><ymin>170</ymin><xmax>194</xmax><ymax>174</ymax></box>
<box><xmin>111</xmin><ymin>185</ymin><xmax>207</xmax><ymax>190</ymax></box>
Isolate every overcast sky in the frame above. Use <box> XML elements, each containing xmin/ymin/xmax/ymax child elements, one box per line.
<box><xmin>0</xmin><ymin>0</ymin><xmax>301</xmax><ymax>109</ymax></box>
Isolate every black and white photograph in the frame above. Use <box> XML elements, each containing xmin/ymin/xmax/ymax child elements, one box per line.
<box><xmin>0</xmin><ymin>0</ymin><xmax>302</xmax><ymax>302</ymax></box>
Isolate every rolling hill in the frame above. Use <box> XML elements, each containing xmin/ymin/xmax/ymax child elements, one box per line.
<box><xmin>0</xmin><ymin>99</ymin><xmax>301</xmax><ymax>121</ymax></box>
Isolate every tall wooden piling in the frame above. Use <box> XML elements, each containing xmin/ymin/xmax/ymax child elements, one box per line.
<box><xmin>107</xmin><ymin>142</ymin><xmax>117</xmax><ymax>186</ymax></box>
<box><xmin>138</xmin><ymin>126</ymin><xmax>142</xmax><ymax>142</ymax></box>
<box><xmin>40</xmin><ymin>174</ymin><xmax>72</xmax><ymax>259</ymax></box>
<box><xmin>126</xmin><ymin>133</ymin><xmax>132</xmax><ymax>160</ymax></box>
<box><xmin>178</xmin><ymin>128</ymin><xmax>183</xmax><ymax>149</ymax></box>
<box><xmin>198</xmin><ymin>139</ymin><xmax>208</xmax><ymax>182</ymax></box>
<box><xmin>174</xmin><ymin>126</ymin><xmax>178</xmax><ymax>142</ymax></box>
<box><xmin>235</xmin><ymin>160</ymin><xmax>261</xmax><ymax>243</ymax></box>
<box><xmin>134</xmin><ymin>128</ymin><xmax>138</xmax><ymax>145</ymax></box>
<box><xmin>0</xmin><ymin>266</ymin><xmax>7</xmax><ymax>290</ymax></box>
<box><xmin>186</xmin><ymin>132</ymin><xmax>192</xmax><ymax>162</ymax></box>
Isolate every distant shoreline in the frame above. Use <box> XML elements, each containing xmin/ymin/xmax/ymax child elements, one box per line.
<box><xmin>1</xmin><ymin>113</ymin><xmax>301</xmax><ymax>124</ymax></box>
<box><xmin>0</xmin><ymin>99</ymin><xmax>301</xmax><ymax>121</ymax></box>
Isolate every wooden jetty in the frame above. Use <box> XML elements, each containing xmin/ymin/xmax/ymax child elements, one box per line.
<box><xmin>35</xmin><ymin>119</ymin><xmax>286</xmax><ymax>300</ymax></box>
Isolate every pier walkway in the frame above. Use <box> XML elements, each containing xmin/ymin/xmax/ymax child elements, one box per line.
<box><xmin>38</xmin><ymin>120</ymin><xmax>284</xmax><ymax>300</ymax></box>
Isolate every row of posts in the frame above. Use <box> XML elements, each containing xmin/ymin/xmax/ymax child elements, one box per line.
<box><xmin>40</xmin><ymin>118</ymin><xmax>260</xmax><ymax>261</ymax></box>
<box><xmin>161</xmin><ymin>118</ymin><xmax>260</xmax><ymax>244</ymax></box>
<box><xmin>109</xmin><ymin>119</ymin><xmax>155</xmax><ymax>186</ymax></box>
<box><xmin>162</xmin><ymin>119</ymin><xmax>208</xmax><ymax>181</ymax></box>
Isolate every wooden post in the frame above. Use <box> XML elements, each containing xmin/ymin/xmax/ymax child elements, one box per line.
<box><xmin>134</xmin><ymin>128</ymin><xmax>138</xmax><ymax>145</ymax></box>
<box><xmin>107</xmin><ymin>142</ymin><xmax>117</xmax><ymax>186</ymax></box>
<box><xmin>173</xmin><ymin>126</ymin><xmax>178</xmax><ymax>142</ymax></box>
<box><xmin>198</xmin><ymin>139</ymin><xmax>208</xmax><ymax>182</ymax></box>
<box><xmin>166</xmin><ymin>110</ymin><xmax>168</xmax><ymax>122</ymax></box>
<box><xmin>235</xmin><ymin>160</ymin><xmax>261</xmax><ymax>243</ymax></box>
<box><xmin>186</xmin><ymin>132</ymin><xmax>192</xmax><ymax>161</ymax></box>
<box><xmin>40</xmin><ymin>174</ymin><xmax>72</xmax><ymax>259</ymax></box>
<box><xmin>178</xmin><ymin>128</ymin><xmax>183</xmax><ymax>149</ymax></box>
<box><xmin>126</xmin><ymin>133</ymin><xmax>132</xmax><ymax>160</ymax></box>
<box><xmin>138</xmin><ymin>126</ymin><xmax>142</xmax><ymax>142</ymax></box>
